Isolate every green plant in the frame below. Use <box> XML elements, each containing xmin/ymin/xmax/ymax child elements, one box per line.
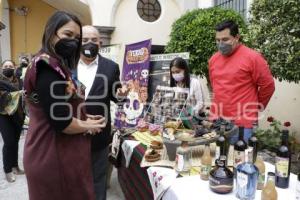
<box><xmin>256</xmin><ymin>116</ymin><xmax>296</xmax><ymax>152</ymax></box>
<box><xmin>248</xmin><ymin>0</ymin><xmax>300</xmax><ymax>83</ymax></box>
<box><xmin>165</xmin><ymin>7</ymin><xmax>247</xmax><ymax>83</ymax></box>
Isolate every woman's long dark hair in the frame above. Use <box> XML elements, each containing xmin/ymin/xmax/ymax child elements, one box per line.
<box><xmin>41</xmin><ymin>11</ymin><xmax>82</xmax><ymax>70</ymax></box>
<box><xmin>169</xmin><ymin>57</ymin><xmax>190</xmax><ymax>88</ymax></box>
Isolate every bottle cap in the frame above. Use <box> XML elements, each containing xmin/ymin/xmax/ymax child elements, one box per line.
<box><xmin>267</xmin><ymin>172</ymin><xmax>275</xmax><ymax>177</ymax></box>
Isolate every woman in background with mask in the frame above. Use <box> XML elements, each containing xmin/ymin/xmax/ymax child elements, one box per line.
<box><xmin>23</xmin><ymin>11</ymin><xmax>105</xmax><ymax>200</ymax></box>
<box><xmin>0</xmin><ymin>60</ymin><xmax>25</xmax><ymax>182</ymax></box>
<box><xmin>169</xmin><ymin>57</ymin><xmax>205</xmax><ymax>119</ymax></box>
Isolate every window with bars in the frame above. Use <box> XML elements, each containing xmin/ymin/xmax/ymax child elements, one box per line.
<box><xmin>137</xmin><ymin>0</ymin><xmax>161</xmax><ymax>22</ymax></box>
<box><xmin>214</xmin><ymin>0</ymin><xmax>247</xmax><ymax>18</ymax></box>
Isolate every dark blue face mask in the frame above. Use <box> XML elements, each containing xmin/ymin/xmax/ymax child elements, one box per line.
<box><xmin>54</xmin><ymin>38</ymin><xmax>79</xmax><ymax>59</ymax></box>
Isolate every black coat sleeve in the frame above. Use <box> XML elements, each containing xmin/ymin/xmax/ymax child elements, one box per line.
<box><xmin>35</xmin><ymin>63</ymin><xmax>72</xmax><ymax>133</ymax></box>
<box><xmin>110</xmin><ymin>63</ymin><xmax>123</xmax><ymax>103</ymax></box>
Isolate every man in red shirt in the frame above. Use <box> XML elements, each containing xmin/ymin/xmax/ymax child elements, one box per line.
<box><xmin>209</xmin><ymin>20</ymin><xmax>275</xmax><ymax>144</ymax></box>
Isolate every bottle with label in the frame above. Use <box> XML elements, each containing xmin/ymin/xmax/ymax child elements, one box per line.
<box><xmin>261</xmin><ymin>172</ymin><xmax>277</xmax><ymax>200</ymax></box>
<box><xmin>209</xmin><ymin>155</ymin><xmax>234</xmax><ymax>194</ymax></box>
<box><xmin>215</xmin><ymin>123</ymin><xmax>227</xmax><ymax>161</ymax></box>
<box><xmin>255</xmin><ymin>155</ymin><xmax>265</xmax><ymax>190</ymax></box>
<box><xmin>236</xmin><ymin>150</ymin><xmax>259</xmax><ymax>200</ymax></box>
<box><xmin>275</xmin><ymin>129</ymin><xmax>291</xmax><ymax>189</ymax></box>
<box><xmin>201</xmin><ymin>144</ymin><xmax>212</xmax><ymax>181</ymax></box>
<box><xmin>234</xmin><ymin>127</ymin><xmax>248</xmax><ymax>172</ymax></box>
<box><xmin>296</xmin><ymin>173</ymin><xmax>300</xmax><ymax>200</ymax></box>
<box><xmin>248</xmin><ymin>122</ymin><xmax>258</xmax><ymax>163</ymax></box>
<box><xmin>175</xmin><ymin>141</ymin><xmax>191</xmax><ymax>173</ymax></box>
<box><xmin>227</xmin><ymin>144</ymin><xmax>234</xmax><ymax>167</ymax></box>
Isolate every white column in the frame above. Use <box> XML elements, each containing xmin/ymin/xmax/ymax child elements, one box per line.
<box><xmin>198</xmin><ymin>0</ymin><xmax>214</xmax><ymax>8</ymax></box>
<box><xmin>246</xmin><ymin>0</ymin><xmax>254</xmax><ymax>19</ymax></box>
<box><xmin>87</xmin><ymin>0</ymin><xmax>118</xmax><ymax>26</ymax></box>
<box><xmin>0</xmin><ymin>0</ymin><xmax>11</xmax><ymax>60</ymax></box>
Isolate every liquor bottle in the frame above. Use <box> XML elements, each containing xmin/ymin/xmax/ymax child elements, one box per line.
<box><xmin>296</xmin><ymin>173</ymin><xmax>300</xmax><ymax>200</ymax></box>
<box><xmin>261</xmin><ymin>172</ymin><xmax>277</xmax><ymax>200</ymax></box>
<box><xmin>175</xmin><ymin>141</ymin><xmax>191</xmax><ymax>173</ymax></box>
<box><xmin>227</xmin><ymin>144</ymin><xmax>234</xmax><ymax>167</ymax></box>
<box><xmin>209</xmin><ymin>155</ymin><xmax>234</xmax><ymax>194</ymax></box>
<box><xmin>215</xmin><ymin>123</ymin><xmax>227</xmax><ymax>161</ymax></box>
<box><xmin>275</xmin><ymin>129</ymin><xmax>291</xmax><ymax>189</ymax></box>
<box><xmin>234</xmin><ymin>127</ymin><xmax>248</xmax><ymax>171</ymax></box>
<box><xmin>248</xmin><ymin>122</ymin><xmax>258</xmax><ymax>163</ymax></box>
<box><xmin>200</xmin><ymin>144</ymin><xmax>212</xmax><ymax>181</ymax></box>
<box><xmin>254</xmin><ymin>155</ymin><xmax>265</xmax><ymax>190</ymax></box>
<box><xmin>236</xmin><ymin>151</ymin><xmax>259</xmax><ymax>200</ymax></box>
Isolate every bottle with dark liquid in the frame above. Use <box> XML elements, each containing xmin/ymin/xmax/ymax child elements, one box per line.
<box><xmin>248</xmin><ymin>122</ymin><xmax>258</xmax><ymax>163</ymax></box>
<box><xmin>234</xmin><ymin>127</ymin><xmax>248</xmax><ymax>172</ymax></box>
<box><xmin>275</xmin><ymin>129</ymin><xmax>291</xmax><ymax>188</ymax></box>
<box><xmin>215</xmin><ymin>122</ymin><xmax>227</xmax><ymax>161</ymax></box>
<box><xmin>209</xmin><ymin>155</ymin><xmax>234</xmax><ymax>194</ymax></box>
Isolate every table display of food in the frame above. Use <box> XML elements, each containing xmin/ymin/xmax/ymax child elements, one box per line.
<box><xmin>116</xmin><ymin>86</ymin><xmax>297</xmax><ymax>200</ymax></box>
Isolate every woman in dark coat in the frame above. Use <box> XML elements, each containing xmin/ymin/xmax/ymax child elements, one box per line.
<box><xmin>23</xmin><ymin>11</ymin><xmax>106</xmax><ymax>200</ymax></box>
<box><xmin>0</xmin><ymin>60</ymin><xmax>25</xmax><ymax>182</ymax></box>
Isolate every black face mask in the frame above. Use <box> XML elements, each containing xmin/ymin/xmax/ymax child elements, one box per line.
<box><xmin>54</xmin><ymin>38</ymin><xmax>79</xmax><ymax>59</ymax></box>
<box><xmin>81</xmin><ymin>42</ymin><xmax>99</xmax><ymax>58</ymax></box>
<box><xmin>2</xmin><ymin>68</ymin><xmax>15</xmax><ymax>78</ymax></box>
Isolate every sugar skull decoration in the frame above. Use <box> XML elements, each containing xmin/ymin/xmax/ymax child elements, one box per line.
<box><xmin>123</xmin><ymin>91</ymin><xmax>144</xmax><ymax>125</ymax></box>
<box><xmin>141</xmin><ymin>69</ymin><xmax>149</xmax><ymax>79</ymax></box>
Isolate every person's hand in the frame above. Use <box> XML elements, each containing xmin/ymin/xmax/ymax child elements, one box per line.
<box><xmin>116</xmin><ymin>84</ymin><xmax>130</xmax><ymax>97</ymax></box>
<box><xmin>84</xmin><ymin>117</ymin><xmax>106</xmax><ymax>135</ymax></box>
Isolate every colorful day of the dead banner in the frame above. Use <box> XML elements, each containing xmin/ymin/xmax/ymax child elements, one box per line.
<box><xmin>118</xmin><ymin>39</ymin><xmax>152</xmax><ymax>127</ymax></box>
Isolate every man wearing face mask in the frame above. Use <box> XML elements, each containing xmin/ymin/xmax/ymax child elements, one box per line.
<box><xmin>76</xmin><ymin>25</ymin><xmax>128</xmax><ymax>200</ymax></box>
<box><xmin>209</xmin><ymin>20</ymin><xmax>275</xmax><ymax>144</ymax></box>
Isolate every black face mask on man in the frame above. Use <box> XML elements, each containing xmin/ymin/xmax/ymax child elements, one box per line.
<box><xmin>217</xmin><ymin>42</ymin><xmax>233</xmax><ymax>56</ymax></box>
<box><xmin>81</xmin><ymin>42</ymin><xmax>99</xmax><ymax>58</ymax></box>
<box><xmin>2</xmin><ymin>68</ymin><xmax>15</xmax><ymax>78</ymax></box>
<box><xmin>54</xmin><ymin>38</ymin><xmax>79</xmax><ymax>59</ymax></box>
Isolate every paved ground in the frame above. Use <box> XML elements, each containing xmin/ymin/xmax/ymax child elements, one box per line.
<box><xmin>0</xmin><ymin>134</ymin><xmax>125</xmax><ymax>200</ymax></box>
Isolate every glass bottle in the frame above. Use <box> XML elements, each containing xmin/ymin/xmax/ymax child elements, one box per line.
<box><xmin>254</xmin><ymin>155</ymin><xmax>265</xmax><ymax>190</ymax></box>
<box><xmin>215</xmin><ymin>123</ymin><xmax>227</xmax><ymax>161</ymax></box>
<box><xmin>275</xmin><ymin>129</ymin><xmax>291</xmax><ymax>189</ymax></box>
<box><xmin>296</xmin><ymin>173</ymin><xmax>300</xmax><ymax>200</ymax></box>
<box><xmin>227</xmin><ymin>144</ymin><xmax>234</xmax><ymax>167</ymax></box>
<box><xmin>236</xmin><ymin>153</ymin><xmax>259</xmax><ymax>200</ymax></box>
<box><xmin>261</xmin><ymin>172</ymin><xmax>277</xmax><ymax>200</ymax></box>
<box><xmin>209</xmin><ymin>155</ymin><xmax>234</xmax><ymax>194</ymax></box>
<box><xmin>234</xmin><ymin>127</ymin><xmax>248</xmax><ymax>172</ymax></box>
<box><xmin>175</xmin><ymin>141</ymin><xmax>191</xmax><ymax>173</ymax></box>
<box><xmin>248</xmin><ymin>122</ymin><xmax>258</xmax><ymax>163</ymax></box>
<box><xmin>200</xmin><ymin>144</ymin><xmax>212</xmax><ymax>181</ymax></box>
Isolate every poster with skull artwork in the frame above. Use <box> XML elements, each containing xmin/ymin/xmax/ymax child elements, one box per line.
<box><xmin>117</xmin><ymin>39</ymin><xmax>152</xmax><ymax>127</ymax></box>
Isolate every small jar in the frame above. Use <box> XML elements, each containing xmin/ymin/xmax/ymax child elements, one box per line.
<box><xmin>209</xmin><ymin>155</ymin><xmax>234</xmax><ymax>194</ymax></box>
